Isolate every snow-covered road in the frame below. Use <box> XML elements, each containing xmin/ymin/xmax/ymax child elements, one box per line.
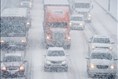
<box><xmin>1</xmin><ymin>0</ymin><xmax>117</xmax><ymax>79</ymax></box>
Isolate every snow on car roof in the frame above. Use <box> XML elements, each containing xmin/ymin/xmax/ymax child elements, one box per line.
<box><xmin>44</xmin><ymin>0</ymin><xmax>69</xmax><ymax>5</ymax></box>
<box><xmin>48</xmin><ymin>47</ymin><xmax>64</xmax><ymax>51</ymax></box>
<box><xmin>4</xmin><ymin>51</ymin><xmax>24</xmax><ymax>57</ymax></box>
<box><xmin>93</xmin><ymin>35</ymin><xmax>110</xmax><ymax>38</ymax></box>
<box><xmin>1</xmin><ymin>8</ymin><xmax>28</xmax><ymax>17</ymax></box>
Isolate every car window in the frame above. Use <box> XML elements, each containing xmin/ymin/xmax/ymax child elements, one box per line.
<box><xmin>3</xmin><ymin>56</ymin><xmax>22</xmax><ymax>62</ymax></box>
<box><xmin>48</xmin><ymin>51</ymin><xmax>65</xmax><ymax>56</ymax></box>
<box><xmin>91</xmin><ymin>53</ymin><xmax>112</xmax><ymax>60</ymax></box>
<box><xmin>93</xmin><ymin>38</ymin><xmax>110</xmax><ymax>43</ymax></box>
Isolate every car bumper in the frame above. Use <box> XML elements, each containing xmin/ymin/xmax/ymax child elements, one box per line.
<box><xmin>88</xmin><ymin>69</ymin><xmax>117</xmax><ymax>76</ymax></box>
<box><xmin>1</xmin><ymin>70</ymin><xmax>25</xmax><ymax>77</ymax></box>
<box><xmin>0</xmin><ymin>43</ymin><xmax>27</xmax><ymax>49</ymax></box>
<box><xmin>46</xmin><ymin>40</ymin><xmax>71</xmax><ymax>47</ymax></box>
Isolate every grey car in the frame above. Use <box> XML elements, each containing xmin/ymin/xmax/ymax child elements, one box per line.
<box><xmin>1</xmin><ymin>52</ymin><xmax>28</xmax><ymax>78</ymax></box>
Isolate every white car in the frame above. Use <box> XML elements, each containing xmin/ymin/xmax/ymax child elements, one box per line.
<box><xmin>44</xmin><ymin>47</ymin><xmax>68</xmax><ymax>72</ymax></box>
<box><xmin>86</xmin><ymin>49</ymin><xmax>117</xmax><ymax>78</ymax></box>
<box><xmin>70</xmin><ymin>14</ymin><xmax>85</xmax><ymax>30</ymax></box>
<box><xmin>88</xmin><ymin>35</ymin><xmax>114</xmax><ymax>51</ymax></box>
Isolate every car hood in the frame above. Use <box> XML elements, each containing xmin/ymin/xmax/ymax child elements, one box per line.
<box><xmin>3</xmin><ymin>62</ymin><xmax>22</xmax><ymax>67</ymax></box>
<box><xmin>46</xmin><ymin>56</ymin><xmax>66</xmax><ymax>61</ymax></box>
<box><xmin>90</xmin><ymin>59</ymin><xmax>114</xmax><ymax>65</ymax></box>
<box><xmin>75</xmin><ymin>8</ymin><xmax>90</xmax><ymax>12</ymax></box>
<box><xmin>1</xmin><ymin>37</ymin><xmax>26</xmax><ymax>42</ymax></box>
<box><xmin>70</xmin><ymin>21</ymin><xmax>84</xmax><ymax>24</ymax></box>
<box><xmin>92</xmin><ymin>43</ymin><xmax>111</xmax><ymax>47</ymax></box>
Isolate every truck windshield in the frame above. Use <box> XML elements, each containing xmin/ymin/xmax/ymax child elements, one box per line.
<box><xmin>71</xmin><ymin>17</ymin><xmax>83</xmax><ymax>21</ymax></box>
<box><xmin>75</xmin><ymin>3</ymin><xmax>90</xmax><ymax>8</ymax></box>
<box><xmin>48</xmin><ymin>22</ymin><xmax>67</xmax><ymax>28</ymax></box>
<box><xmin>0</xmin><ymin>17</ymin><xmax>26</xmax><ymax>37</ymax></box>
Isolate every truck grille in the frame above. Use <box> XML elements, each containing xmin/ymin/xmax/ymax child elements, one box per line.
<box><xmin>51</xmin><ymin>61</ymin><xmax>62</xmax><ymax>64</ymax></box>
<box><xmin>97</xmin><ymin>65</ymin><xmax>108</xmax><ymax>69</ymax></box>
<box><xmin>8</xmin><ymin>66</ymin><xmax>18</xmax><ymax>70</ymax></box>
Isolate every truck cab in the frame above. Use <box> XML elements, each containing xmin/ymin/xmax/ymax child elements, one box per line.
<box><xmin>43</xmin><ymin>0</ymin><xmax>71</xmax><ymax>49</ymax></box>
<box><xmin>0</xmin><ymin>8</ymin><xmax>30</xmax><ymax>50</ymax></box>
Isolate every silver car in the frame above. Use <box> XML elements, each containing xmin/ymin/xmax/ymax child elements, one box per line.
<box><xmin>44</xmin><ymin>47</ymin><xmax>68</xmax><ymax>72</ymax></box>
<box><xmin>86</xmin><ymin>49</ymin><xmax>117</xmax><ymax>78</ymax></box>
<box><xmin>70</xmin><ymin>14</ymin><xmax>85</xmax><ymax>30</ymax></box>
<box><xmin>88</xmin><ymin>35</ymin><xmax>114</xmax><ymax>51</ymax></box>
<box><xmin>1</xmin><ymin>52</ymin><xmax>28</xmax><ymax>78</ymax></box>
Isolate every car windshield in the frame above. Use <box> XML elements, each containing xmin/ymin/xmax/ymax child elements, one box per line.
<box><xmin>3</xmin><ymin>56</ymin><xmax>22</xmax><ymax>62</ymax></box>
<box><xmin>48</xmin><ymin>22</ymin><xmax>67</xmax><ymax>28</ymax></box>
<box><xmin>75</xmin><ymin>3</ymin><xmax>90</xmax><ymax>8</ymax></box>
<box><xmin>48</xmin><ymin>51</ymin><xmax>65</xmax><ymax>56</ymax></box>
<box><xmin>71</xmin><ymin>16</ymin><xmax>83</xmax><ymax>21</ymax></box>
<box><xmin>93</xmin><ymin>38</ymin><xmax>110</xmax><ymax>43</ymax></box>
<box><xmin>91</xmin><ymin>53</ymin><xmax>112</xmax><ymax>60</ymax></box>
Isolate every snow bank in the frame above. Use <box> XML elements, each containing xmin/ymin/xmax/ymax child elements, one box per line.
<box><xmin>95</xmin><ymin>0</ymin><xmax>118</xmax><ymax>21</ymax></box>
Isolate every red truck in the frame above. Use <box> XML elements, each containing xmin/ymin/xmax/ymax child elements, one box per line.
<box><xmin>43</xmin><ymin>0</ymin><xmax>71</xmax><ymax>48</ymax></box>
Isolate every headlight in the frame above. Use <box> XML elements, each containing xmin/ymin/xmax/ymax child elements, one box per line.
<box><xmin>92</xmin><ymin>45</ymin><xmax>95</xmax><ymax>49</ymax></box>
<box><xmin>109</xmin><ymin>47</ymin><xmax>112</xmax><ymax>50</ymax></box>
<box><xmin>27</xmin><ymin>22</ymin><xmax>30</xmax><ymax>25</ymax></box>
<box><xmin>19</xmin><ymin>65</ymin><xmax>25</xmax><ymax>71</ymax></box>
<box><xmin>46</xmin><ymin>60</ymin><xmax>51</xmax><ymax>64</ymax></box>
<box><xmin>21</xmin><ymin>39</ymin><xmax>26</xmax><ymax>43</ymax></box>
<box><xmin>80</xmin><ymin>23</ymin><xmax>83</xmax><ymax>26</ymax></box>
<box><xmin>88</xmin><ymin>14</ymin><xmax>91</xmax><ymax>17</ymax></box>
<box><xmin>46</xmin><ymin>36</ymin><xmax>50</xmax><ymax>40</ymax></box>
<box><xmin>69</xmin><ymin>22</ymin><xmax>72</xmax><ymax>26</ymax></box>
<box><xmin>0</xmin><ymin>40</ymin><xmax>4</xmax><ymax>43</ymax></box>
<box><xmin>110</xmin><ymin>65</ymin><xmax>115</xmax><ymax>69</ymax></box>
<box><xmin>62</xmin><ymin>61</ymin><xmax>67</xmax><ymax>65</ymax></box>
<box><xmin>90</xmin><ymin>64</ymin><xmax>95</xmax><ymax>69</ymax></box>
<box><xmin>1</xmin><ymin>66</ymin><xmax>7</xmax><ymax>71</ymax></box>
<box><xmin>67</xmin><ymin>36</ymin><xmax>71</xmax><ymax>40</ymax></box>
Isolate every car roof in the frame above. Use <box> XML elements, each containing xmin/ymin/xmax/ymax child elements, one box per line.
<box><xmin>91</xmin><ymin>49</ymin><xmax>112</xmax><ymax>54</ymax></box>
<box><xmin>44</xmin><ymin>0</ymin><xmax>69</xmax><ymax>6</ymax></box>
<box><xmin>48</xmin><ymin>47</ymin><xmax>64</xmax><ymax>51</ymax></box>
<box><xmin>4</xmin><ymin>52</ymin><xmax>23</xmax><ymax>57</ymax></box>
<box><xmin>93</xmin><ymin>35</ymin><xmax>110</xmax><ymax>39</ymax></box>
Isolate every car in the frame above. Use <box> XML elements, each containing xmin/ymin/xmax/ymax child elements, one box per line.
<box><xmin>1</xmin><ymin>52</ymin><xmax>28</xmax><ymax>78</ymax></box>
<box><xmin>20</xmin><ymin>0</ymin><xmax>32</xmax><ymax>9</ymax></box>
<box><xmin>88</xmin><ymin>35</ymin><xmax>114</xmax><ymax>51</ymax></box>
<box><xmin>70</xmin><ymin>14</ymin><xmax>85</xmax><ymax>30</ymax></box>
<box><xmin>86</xmin><ymin>49</ymin><xmax>117</xmax><ymax>78</ymax></box>
<box><xmin>44</xmin><ymin>47</ymin><xmax>68</xmax><ymax>72</ymax></box>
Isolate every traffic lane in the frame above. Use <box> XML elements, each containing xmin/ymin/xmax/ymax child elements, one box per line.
<box><xmin>91</xmin><ymin>2</ymin><xmax>117</xmax><ymax>43</ymax></box>
<box><xmin>69</xmin><ymin>30</ymin><xmax>90</xmax><ymax>79</ymax></box>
